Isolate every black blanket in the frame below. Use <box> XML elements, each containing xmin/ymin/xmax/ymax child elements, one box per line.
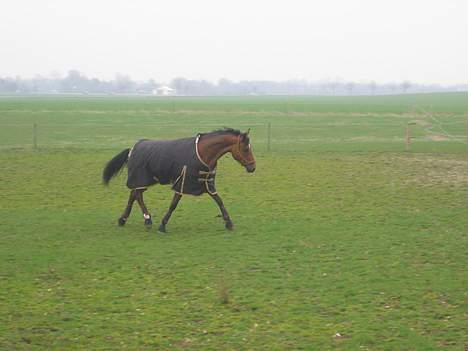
<box><xmin>126</xmin><ymin>136</ymin><xmax>216</xmax><ymax>196</ymax></box>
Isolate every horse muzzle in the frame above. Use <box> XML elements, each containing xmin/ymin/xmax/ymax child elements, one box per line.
<box><xmin>245</xmin><ymin>163</ymin><xmax>256</xmax><ymax>173</ymax></box>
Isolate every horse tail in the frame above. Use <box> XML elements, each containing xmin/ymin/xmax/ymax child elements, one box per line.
<box><xmin>102</xmin><ymin>148</ymin><xmax>131</xmax><ymax>185</ymax></box>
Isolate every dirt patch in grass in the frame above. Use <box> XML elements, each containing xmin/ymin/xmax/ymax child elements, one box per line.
<box><xmin>427</xmin><ymin>134</ymin><xmax>450</xmax><ymax>141</ymax></box>
<box><xmin>413</xmin><ymin>119</ymin><xmax>432</xmax><ymax>127</ymax></box>
<box><xmin>392</xmin><ymin>155</ymin><xmax>468</xmax><ymax>187</ymax></box>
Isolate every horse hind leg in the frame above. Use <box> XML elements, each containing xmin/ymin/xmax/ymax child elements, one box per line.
<box><xmin>118</xmin><ymin>190</ymin><xmax>136</xmax><ymax>226</ymax></box>
<box><xmin>135</xmin><ymin>188</ymin><xmax>153</xmax><ymax>228</ymax></box>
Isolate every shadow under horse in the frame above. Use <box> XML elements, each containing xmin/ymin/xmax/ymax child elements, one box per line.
<box><xmin>102</xmin><ymin>128</ymin><xmax>256</xmax><ymax>232</ymax></box>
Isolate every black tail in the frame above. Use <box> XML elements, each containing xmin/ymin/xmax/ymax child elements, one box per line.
<box><xmin>102</xmin><ymin>148</ymin><xmax>131</xmax><ymax>185</ymax></box>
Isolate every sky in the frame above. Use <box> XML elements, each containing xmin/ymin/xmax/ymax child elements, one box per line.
<box><xmin>0</xmin><ymin>0</ymin><xmax>467</xmax><ymax>85</ymax></box>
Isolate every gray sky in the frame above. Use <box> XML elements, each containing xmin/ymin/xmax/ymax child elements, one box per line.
<box><xmin>1</xmin><ymin>0</ymin><xmax>467</xmax><ymax>85</ymax></box>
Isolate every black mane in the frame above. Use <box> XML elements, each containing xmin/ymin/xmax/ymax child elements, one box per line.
<box><xmin>200</xmin><ymin>128</ymin><xmax>249</xmax><ymax>144</ymax></box>
<box><xmin>204</xmin><ymin>128</ymin><xmax>242</xmax><ymax>136</ymax></box>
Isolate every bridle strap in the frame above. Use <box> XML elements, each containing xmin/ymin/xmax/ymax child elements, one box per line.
<box><xmin>235</xmin><ymin>135</ymin><xmax>256</xmax><ymax>166</ymax></box>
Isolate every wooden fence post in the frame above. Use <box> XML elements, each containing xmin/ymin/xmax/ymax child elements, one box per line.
<box><xmin>33</xmin><ymin>123</ymin><xmax>38</xmax><ymax>149</ymax></box>
<box><xmin>267</xmin><ymin>122</ymin><xmax>271</xmax><ymax>152</ymax></box>
<box><xmin>405</xmin><ymin>124</ymin><xmax>410</xmax><ymax>151</ymax></box>
<box><xmin>406</xmin><ymin>122</ymin><xmax>416</xmax><ymax>151</ymax></box>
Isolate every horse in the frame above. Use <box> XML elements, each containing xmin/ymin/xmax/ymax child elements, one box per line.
<box><xmin>102</xmin><ymin>128</ymin><xmax>256</xmax><ymax>232</ymax></box>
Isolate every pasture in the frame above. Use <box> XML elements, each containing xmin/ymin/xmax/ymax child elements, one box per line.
<box><xmin>0</xmin><ymin>94</ymin><xmax>467</xmax><ymax>350</ymax></box>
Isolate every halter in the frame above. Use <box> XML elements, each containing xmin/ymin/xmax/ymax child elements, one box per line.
<box><xmin>235</xmin><ymin>135</ymin><xmax>256</xmax><ymax>167</ymax></box>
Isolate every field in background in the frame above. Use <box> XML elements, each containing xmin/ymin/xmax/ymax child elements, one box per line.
<box><xmin>0</xmin><ymin>94</ymin><xmax>467</xmax><ymax>350</ymax></box>
<box><xmin>1</xmin><ymin>93</ymin><xmax>467</xmax><ymax>153</ymax></box>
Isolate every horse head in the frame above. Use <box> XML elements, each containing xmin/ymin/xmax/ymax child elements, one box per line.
<box><xmin>231</xmin><ymin>129</ymin><xmax>256</xmax><ymax>173</ymax></box>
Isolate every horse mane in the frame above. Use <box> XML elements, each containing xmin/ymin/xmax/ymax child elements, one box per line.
<box><xmin>200</xmin><ymin>128</ymin><xmax>249</xmax><ymax>144</ymax></box>
<box><xmin>204</xmin><ymin>128</ymin><xmax>242</xmax><ymax>137</ymax></box>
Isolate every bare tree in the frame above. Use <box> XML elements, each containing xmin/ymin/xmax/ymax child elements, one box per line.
<box><xmin>369</xmin><ymin>81</ymin><xmax>377</xmax><ymax>95</ymax></box>
<box><xmin>346</xmin><ymin>81</ymin><xmax>355</xmax><ymax>95</ymax></box>
<box><xmin>401</xmin><ymin>80</ymin><xmax>412</xmax><ymax>93</ymax></box>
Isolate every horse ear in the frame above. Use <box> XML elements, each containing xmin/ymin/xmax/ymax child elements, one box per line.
<box><xmin>242</xmin><ymin>129</ymin><xmax>250</xmax><ymax>140</ymax></box>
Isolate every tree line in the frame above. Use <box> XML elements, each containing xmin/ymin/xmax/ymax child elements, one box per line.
<box><xmin>0</xmin><ymin>70</ymin><xmax>466</xmax><ymax>95</ymax></box>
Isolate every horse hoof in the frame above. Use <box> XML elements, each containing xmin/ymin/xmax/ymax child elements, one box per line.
<box><xmin>144</xmin><ymin>218</ymin><xmax>153</xmax><ymax>229</ymax></box>
<box><xmin>225</xmin><ymin>222</ymin><xmax>234</xmax><ymax>230</ymax></box>
<box><xmin>118</xmin><ymin>217</ymin><xmax>127</xmax><ymax>226</ymax></box>
<box><xmin>158</xmin><ymin>224</ymin><xmax>167</xmax><ymax>233</ymax></box>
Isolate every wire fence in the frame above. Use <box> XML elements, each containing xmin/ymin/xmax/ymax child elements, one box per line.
<box><xmin>1</xmin><ymin>120</ymin><xmax>466</xmax><ymax>154</ymax></box>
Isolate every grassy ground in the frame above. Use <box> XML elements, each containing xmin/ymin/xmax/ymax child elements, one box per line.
<box><xmin>0</xmin><ymin>94</ymin><xmax>467</xmax><ymax>350</ymax></box>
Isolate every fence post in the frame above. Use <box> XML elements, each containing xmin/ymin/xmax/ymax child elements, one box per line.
<box><xmin>406</xmin><ymin>122</ymin><xmax>416</xmax><ymax>151</ymax></box>
<box><xmin>405</xmin><ymin>124</ymin><xmax>410</xmax><ymax>151</ymax></box>
<box><xmin>33</xmin><ymin>123</ymin><xmax>38</xmax><ymax>150</ymax></box>
<box><xmin>267</xmin><ymin>122</ymin><xmax>271</xmax><ymax>152</ymax></box>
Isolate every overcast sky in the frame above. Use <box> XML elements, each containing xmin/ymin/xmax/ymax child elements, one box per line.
<box><xmin>1</xmin><ymin>0</ymin><xmax>467</xmax><ymax>85</ymax></box>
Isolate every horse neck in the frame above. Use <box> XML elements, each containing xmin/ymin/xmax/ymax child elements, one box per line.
<box><xmin>198</xmin><ymin>134</ymin><xmax>237</xmax><ymax>169</ymax></box>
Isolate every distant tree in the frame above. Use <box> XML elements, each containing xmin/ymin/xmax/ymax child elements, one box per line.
<box><xmin>61</xmin><ymin>70</ymin><xmax>88</xmax><ymax>92</ymax></box>
<box><xmin>401</xmin><ymin>80</ymin><xmax>412</xmax><ymax>93</ymax></box>
<box><xmin>115</xmin><ymin>74</ymin><xmax>135</xmax><ymax>93</ymax></box>
<box><xmin>88</xmin><ymin>78</ymin><xmax>103</xmax><ymax>93</ymax></box>
<box><xmin>218</xmin><ymin>78</ymin><xmax>234</xmax><ymax>95</ymax></box>
<box><xmin>369</xmin><ymin>81</ymin><xmax>377</xmax><ymax>95</ymax></box>
<box><xmin>171</xmin><ymin>77</ymin><xmax>189</xmax><ymax>95</ymax></box>
<box><xmin>170</xmin><ymin>78</ymin><xmax>216</xmax><ymax>96</ymax></box>
<box><xmin>386</xmin><ymin>83</ymin><xmax>397</xmax><ymax>94</ymax></box>
<box><xmin>327</xmin><ymin>81</ymin><xmax>339</xmax><ymax>95</ymax></box>
<box><xmin>137</xmin><ymin>79</ymin><xmax>158</xmax><ymax>94</ymax></box>
<box><xmin>0</xmin><ymin>72</ymin><xmax>461</xmax><ymax>95</ymax></box>
<box><xmin>346</xmin><ymin>82</ymin><xmax>355</xmax><ymax>95</ymax></box>
<box><xmin>0</xmin><ymin>78</ymin><xmax>18</xmax><ymax>93</ymax></box>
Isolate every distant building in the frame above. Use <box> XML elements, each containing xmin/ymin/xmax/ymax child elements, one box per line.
<box><xmin>152</xmin><ymin>86</ymin><xmax>176</xmax><ymax>96</ymax></box>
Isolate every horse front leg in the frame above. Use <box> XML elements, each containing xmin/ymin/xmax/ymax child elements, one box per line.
<box><xmin>118</xmin><ymin>189</ymin><xmax>136</xmax><ymax>226</ymax></box>
<box><xmin>135</xmin><ymin>188</ymin><xmax>153</xmax><ymax>228</ymax></box>
<box><xmin>159</xmin><ymin>193</ymin><xmax>182</xmax><ymax>233</ymax></box>
<box><xmin>209</xmin><ymin>193</ymin><xmax>234</xmax><ymax>230</ymax></box>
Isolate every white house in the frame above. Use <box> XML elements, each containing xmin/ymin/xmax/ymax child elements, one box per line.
<box><xmin>152</xmin><ymin>86</ymin><xmax>176</xmax><ymax>96</ymax></box>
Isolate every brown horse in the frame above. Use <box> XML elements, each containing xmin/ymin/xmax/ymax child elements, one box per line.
<box><xmin>102</xmin><ymin>128</ymin><xmax>256</xmax><ymax>232</ymax></box>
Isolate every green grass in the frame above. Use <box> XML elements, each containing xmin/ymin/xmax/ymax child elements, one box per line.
<box><xmin>0</xmin><ymin>94</ymin><xmax>467</xmax><ymax>350</ymax></box>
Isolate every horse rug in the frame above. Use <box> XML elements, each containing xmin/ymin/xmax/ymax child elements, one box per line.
<box><xmin>126</xmin><ymin>136</ymin><xmax>216</xmax><ymax>196</ymax></box>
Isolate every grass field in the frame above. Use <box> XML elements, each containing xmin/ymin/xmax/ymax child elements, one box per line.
<box><xmin>0</xmin><ymin>94</ymin><xmax>467</xmax><ymax>350</ymax></box>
